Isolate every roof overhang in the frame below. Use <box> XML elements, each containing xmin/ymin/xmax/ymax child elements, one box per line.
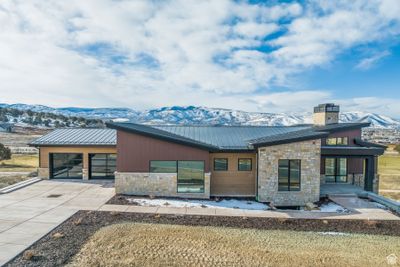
<box><xmin>29</xmin><ymin>144</ymin><xmax>116</xmax><ymax>148</ymax></box>
<box><xmin>313</xmin><ymin>122</ymin><xmax>371</xmax><ymax>133</ymax></box>
<box><xmin>106</xmin><ymin>122</ymin><xmax>219</xmax><ymax>152</ymax></box>
<box><xmin>250</xmin><ymin>131</ymin><xmax>329</xmax><ymax>148</ymax></box>
<box><xmin>321</xmin><ymin>146</ymin><xmax>385</xmax><ymax>156</ymax></box>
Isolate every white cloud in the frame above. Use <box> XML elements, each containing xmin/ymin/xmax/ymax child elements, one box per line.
<box><xmin>0</xmin><ymin>0</ymin><xmax>399</xmax><ymax>116</ymax></box>
<box><xmin>355</xmin><ymin>50</ymin><xmax>391</xmax><ymax>70</ymax></box>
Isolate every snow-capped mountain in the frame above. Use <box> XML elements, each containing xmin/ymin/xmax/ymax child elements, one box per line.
<box><xmin>1</xmin><ymin>103</ymin><xmax>400</xmax><ymax>129</ymax></box>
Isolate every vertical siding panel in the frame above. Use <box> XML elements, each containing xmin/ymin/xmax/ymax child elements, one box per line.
<box><xmin>117</xmin><ymin>131</ymin><xmax>210</xmax><ymax>172</ymax></box>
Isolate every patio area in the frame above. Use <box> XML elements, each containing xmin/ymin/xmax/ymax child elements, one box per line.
<box><xmin>320</xmin><ymin>183</ymin><xmax>366</xmax><ymax>196</ymax></box>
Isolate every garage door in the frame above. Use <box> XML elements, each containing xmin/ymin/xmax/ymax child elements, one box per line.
<box><xmin>50</xmin><ymin>153</ymin><xmax>83</xmax><ymax>179</ymax></box>
<box><xmin>89</xmin><ymin>153</ymin><xmax>116</xmax><ymax>179</ymax></box>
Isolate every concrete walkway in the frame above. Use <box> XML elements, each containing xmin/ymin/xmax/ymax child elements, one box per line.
<box><xmin>98</xmin><ymin>197</ymin><xmax>400</xmax><ymax>221</ymax></box>
<box><xmin>0</xmin><ymin>180</ymin><xmax>114</xmax><ymax>266</ymax></box>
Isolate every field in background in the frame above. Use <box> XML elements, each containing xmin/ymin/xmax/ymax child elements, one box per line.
<box><xmin>0</xmin><ymin>132</ymin><xmax>42</xmax><ymax>147</ymax></box>
<box><xmin>0</xmin><ymin>154</ymin><xmax>38</xmax><ymax>189</ymax></box>
<box><xmin>0</xmin><ymin>154</ymin><xmax>38</xmax><ymax>172</ymax></box>
<box><xmin>378</xmin><ymin>155</ymin><xmax>400</xmax><ymax>201</ymax></box>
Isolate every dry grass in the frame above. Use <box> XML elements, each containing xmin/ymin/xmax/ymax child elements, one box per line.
<box><xmin>0</xmin><ymin>154</ymin><xmax>38</xmax><ymax>172</ymax></box>
<box><xmin>0</xmin><ymin>174</ymin><xmax>31</xmax><ymax>189</ymax></box>
<box><xmin>379</xmin><ymin>155</ymin><xmax>400</xmax><ymax>175</ymax></box>
<box><xmin>378</xmin><ymin>155</ymin><xmax>400</xmax><ymax>201</ymax></box>
<box><xmin>380</xmin><ymin>191</ymin><xmax>400</xmax><ymax>201</ymax></box>
<box><xmin>69</xmin><ymin>223</ymin><xmax>400</xmax><ymax>267</ymax></box>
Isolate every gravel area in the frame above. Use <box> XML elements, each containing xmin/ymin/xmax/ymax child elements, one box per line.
<box><xmin>5</xmin><ymin>210</ymin><xmax>400</xmax><ymax>267</ymax></box>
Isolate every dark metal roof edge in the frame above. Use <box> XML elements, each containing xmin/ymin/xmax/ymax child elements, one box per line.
<box><xmin>354</xmin><ymin>138</ymin><xmax>387</xmax><ymax>149</ymax></box>
<box><xmin>251</xmin><ymin>132</ymin><xmax>329</xmax><ymax>148</ymax></box>
<box><xmin>106</xmin><ymin>122</ymin><xmax>219</xmax><ymax>151</ymax></box>
<box><xmin>321</xmin><ymin>146</ymin><xmax>385</xmax><ymax>156</ymax></box>
<box><xmin>28</xmin><ymin>144</ymin><xmax>116</xmax><ymax>148</ymax></box>
<box><xmin>314</xmin><ymin>122</ymin><xmax>371</xmax><ymax>133</ymax></box>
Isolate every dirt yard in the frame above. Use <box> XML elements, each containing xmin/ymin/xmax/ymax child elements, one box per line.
<box><xmin>69</xmin><ymin>223</ymin><xmax>399</xmax><ymax>267</ymax></box>
<box><xmin>7</xmin><ymin>211</ymin><xmax>400</xmax><ymax>267</ymax></box>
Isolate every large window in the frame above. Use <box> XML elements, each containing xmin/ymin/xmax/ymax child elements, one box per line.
<box><xmin>214</xmin><ymin>158</ymin><xmax>228</xmax><ymax>171</ymax></box>
<box><xmin>325</xmin><ymin>158</ymin><xmax>347</xmax><ymax>183</ymax></box>
<box><xmin>89</xmin><ymin>154</ymin><xmax>116</xmax><ymax>179</ymax></box>
<box><xmin>238</xmin><ymin>158</ymin><xmax>252</xmax><ymax>171</ymax></box>
<box><xmin>50</xmin><ymin>153</ymin><xmax>83</xmax><ymax>179</ymax></box>
<box><xmin>278</xmin><ymin>159</ymin><xmax>301</xmax><ymax>191</ymax></box>
<box><xmin>177</xmin><ymin>161</ymin><xmax>204</xmax><ymax>193</ymax></box>
<box><xmin>326</xmin><ymin>137</ymin><xmax>348</xmax><ymax>146</ymax></box>
<box><xmin>150</xmin><ymin>161</ymin><xmax>177</xmax><ymax>173</ymax></box>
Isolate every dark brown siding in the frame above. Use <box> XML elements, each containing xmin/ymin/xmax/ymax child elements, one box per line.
<box><xmin>322</xmin><ymin>129</ymin><xmax>361</xmax><ymax>146</ymax></box>
<box><xmin>116</xmin><ymin>131</ymin><xmax>210</xmax><ymax>172</ymax></box>
<box><xmin>321</xmin><ymin>128</ymin><xmax>364</xmax><ymax>174</ymax></box>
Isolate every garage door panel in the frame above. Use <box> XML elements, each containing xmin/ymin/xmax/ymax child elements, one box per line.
<box><xmin>50</xmin><ymin>153</ymin><xmax>83</xmax><ymax>179</ymax></box>
<box><xmin>89</xmin><ymin>153</ymin><xmax>116</xmax><ymax>179</ymax></box>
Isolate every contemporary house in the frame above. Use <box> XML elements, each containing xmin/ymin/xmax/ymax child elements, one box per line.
<box><xmin>30</xmin><ymin>104</ymin><xmax>385</xmax><ymax>206</ymax></box>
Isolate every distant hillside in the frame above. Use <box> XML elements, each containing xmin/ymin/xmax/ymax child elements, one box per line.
<box><xmin>1</xmin><ymin>103</ymin><xmax>400</xmax><ymax>129</ymax></box>
<box><xmin>0</xmin><ymin>106</ymin><xmax>104</xmax><ymax>128</ymax></box>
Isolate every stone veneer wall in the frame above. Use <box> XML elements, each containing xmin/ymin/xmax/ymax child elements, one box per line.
<box><xmin>38</xmin><ymin>167</ymin><xmax>49</xmax><ymax>179</ymax></box>
<box><xmin>257</xmin><ymin>139</ymin><xmax>321</xmax><ymax>206</ymax></box>
<box><xmin>115</xmin><ymin>172</ymin><xmax>211</xmax><ymax>199</ymax></box>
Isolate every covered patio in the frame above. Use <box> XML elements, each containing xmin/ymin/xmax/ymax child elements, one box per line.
<box><xmin>320</xmin><ymin>139</ymin><xmax>386</xmax><ymax>196</ymax></box>
<box><xmin>320</xmin><ymin>183</ymin><xmax>366</xmax><ymax>196</ymax></box>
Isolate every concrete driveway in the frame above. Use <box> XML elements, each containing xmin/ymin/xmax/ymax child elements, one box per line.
<box><xmin>0</xmin><ymin>180</ymin><xmax>114</xmax><ymax>265</ymax></box>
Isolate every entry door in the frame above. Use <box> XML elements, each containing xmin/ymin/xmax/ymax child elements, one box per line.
<box><xmin>325</xmin><ymin>158</ymin><xmax>347</xmax><ymax>183</ymax></box>
<box><xmin>50</xmin><ymin>153</ymin><xmax>83</xmax><ymax>179</ymax></box>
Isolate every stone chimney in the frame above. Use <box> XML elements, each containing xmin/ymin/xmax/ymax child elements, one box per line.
<box><xmin>313</xmin><ymin>103</ymin><xmax>340</xmax><ymax>126</ymax></box>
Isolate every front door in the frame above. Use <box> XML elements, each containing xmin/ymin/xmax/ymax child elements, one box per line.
<box><xmin>325</xmin><ymin>158</ymin><xmax>347</xmax><ymax>183</ymax></box>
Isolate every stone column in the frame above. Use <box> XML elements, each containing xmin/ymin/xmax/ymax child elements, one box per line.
<box><xmin>82</xmin><ymin>168</ymin><xmax>89</xmax><ymax>180</ymax></box>
<box><xmin>38</xmin><ymin>168</ymin><xmax>49</xmax><ymax>179</ymax></box>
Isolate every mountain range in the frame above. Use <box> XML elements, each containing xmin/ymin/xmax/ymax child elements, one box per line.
<box><xmin>1</xmin><ymin>103</ymin><xmax>400</xmax><ymax>129</ymax></box>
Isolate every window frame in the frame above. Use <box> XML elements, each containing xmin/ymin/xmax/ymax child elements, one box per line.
<box><xmin>177</xmin><ymin>160</ymin><xmax>205</xmax><ymax>194</ymax></box>
<box><xmin>149</xmin><ymin>160</ymin><xmax>177</xmax><ymax>173</ymax></box>
<box><xmin>326</xmin><ymin>137</ymin><xmax>349</xmax><ymax>146</ymax></box>
<box><xmin>213</xmin><ymin>158</ymin><xmax>228</xmax><ymax>171</ymax></box>
<box><xmin>278</xmin><ymin>159</ymin><xmax>301</xmax><ymax>192</ymax></box>
<box><xmin>89</xmin><ymin>153</ymin><xmax>116</xmax><ymax>179</ymax></box>
<box><xmin>49</xmin><ymin>153</ymin><xmax>83</xmax><ymax>179</ymax></box>
<box><xmin>238</xmin><ymin>158</ymin><xmax>252</xmax><ymax>171</ymax></box>
<box><xmin>324</xmin><ymin>157</ymin><xmax>348</xmax><ymax>183</ymax></box>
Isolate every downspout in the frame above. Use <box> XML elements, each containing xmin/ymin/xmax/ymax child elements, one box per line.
<box><xmin>256</xmin><ymin>148</ymin><xmax>259</xmax><ymax>202</ymax></box>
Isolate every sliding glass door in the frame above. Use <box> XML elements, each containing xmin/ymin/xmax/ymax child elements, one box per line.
<box><xmin>325</xmin><ymin>158</ymin><xmax>347</xmax><ymax>183</ymax></box>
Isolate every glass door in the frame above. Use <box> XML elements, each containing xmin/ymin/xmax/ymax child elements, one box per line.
<box><xmin>325</xmin><ymin>158</ymin><xmax>347</xmax><ymax>183</ymax></box>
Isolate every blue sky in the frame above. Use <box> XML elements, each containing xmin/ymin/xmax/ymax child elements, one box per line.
<box><xmin>0</xmin><ymin>0</ymin><xmax>400</xmax><ymax>117</ymax></box>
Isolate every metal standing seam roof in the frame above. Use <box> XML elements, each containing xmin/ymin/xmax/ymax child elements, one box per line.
<box><xmin>32</xmin><ymin>122</ymin><xmax>371</xmax><ymax>150</ymax></box>
<box><xmin>29</xmin><ymin>128</ymin><xmax>116</xmax><ymax>146</ymax></box>
<box><xmin>153</xmin><ymin>125</ymin><xmax>310</xmax><ymax>150</ymax></box>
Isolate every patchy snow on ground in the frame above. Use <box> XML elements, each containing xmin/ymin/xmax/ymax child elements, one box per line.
<box><xmin>127</xmin><ymin>198</ymin><xmax>270</xmax><ymax>210</ymax></box>
<box><xmin>317</xmin><ymin>232</ymin><xmax>351</xmax><ymax>236</ymax></box>
<box><xmin>315</xmin><ymin>202</ymin><xmax>349</xmax><ymax>213</ymax></box>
